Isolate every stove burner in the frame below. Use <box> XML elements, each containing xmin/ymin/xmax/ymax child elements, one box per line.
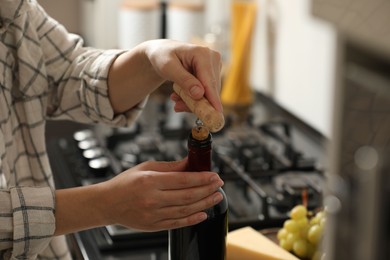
<box><xmin>271</xmin><ymin>172</ymin><xmax>323</xmax><ymax>210</ymax></box>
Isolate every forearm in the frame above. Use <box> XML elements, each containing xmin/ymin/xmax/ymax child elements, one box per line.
<box><xmin>54</xmin><ymin>183</ymin><xmax>109</xmax><ymax>236</ymax></box>
<box><xmin>108</xmin><ymin>43</ymin><xmax>164</xmax><ymax>114</ymax></box>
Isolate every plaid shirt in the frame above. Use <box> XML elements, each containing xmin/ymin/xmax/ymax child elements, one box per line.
<box><xmin>0</xmin><ymin>0</ymin><xmax>145</xmax><ymax>258</ymax></box>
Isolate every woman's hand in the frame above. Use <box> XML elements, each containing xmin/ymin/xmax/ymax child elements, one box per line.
<box><xmin>144</xmin><ymin>39</ymin><xmax>223</xmax><ymax>113</ymax></box>
<box><xmin>100</xmin><ymin>159</ymin><xmax>224</xmax><ymax>231</ymax></box>
<box><xmin>108</xmin><ymin>39</ymin><xmax>223</xmax><ymax>115</ymax></box>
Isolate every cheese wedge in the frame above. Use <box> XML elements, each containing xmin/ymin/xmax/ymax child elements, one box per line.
<box><xmin>227</xmin><ymin>227</ymin><xmax>300</xmax><ymax>260</ymax></box>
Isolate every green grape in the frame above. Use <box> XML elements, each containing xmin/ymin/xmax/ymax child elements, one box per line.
<box><xmin>278</xmin><ymin>207</ymin><xmax>326</xmax><ymax>259</ymax></box>
<box><xmin>299</xmin><ymin>225</ymin><xmax>310</xmax><ymax>239</ymax></box>
<box><xmin>308</xmin><ymin>224</ymin><xmax>322</xmax><ymax>245</ymax></box>
<box><xmin>293</xmin><ymin>239</ymin><xmax>309</xmax><ymax>258</ymax></box>
<box><xmin>315</xmin><ymin>211</ymin><xmax>326</xmax><ymax>221</ymax></box>
<box><xmin>286</xmin><ymin>232</ymin><xmax>300</xmax><ymax>245</ymax></box>
<box><xmin>279</xmin><ymin>238</ymin><xmax>293</xmax><ymax>251</ymax></box>
<box><xmin>277</xmin><ymin>228</ymin><xmax>288</xmax><ymax>240</ymax></box>
<box><xmin>310</xmin><ymin>215</ymin><xmax>320</xmax><ymax>226</ymax></box>
<box><xmin>284</xmin><ymin>219</ymin><xmax>299</xmax><ymax>233</ymax></box>
<box><xmin>290</xmin><ymin>205</ymin><xmax>308</xmax><ymax>220</ymax></box>
<box><xmin>296</xmin><ymin>216</ymin><xmax>309</xmax><ymax>228</ymax></box>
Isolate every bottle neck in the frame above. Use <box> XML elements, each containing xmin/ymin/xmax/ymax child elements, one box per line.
<box><xmin>187</xmin><ymin>127</ymin><xmax>212</xmax><ymax>172</ymax></box>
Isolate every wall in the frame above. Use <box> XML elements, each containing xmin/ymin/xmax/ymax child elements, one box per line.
<box><xmin>250</xmin><ymin>0</ymin><xmax>337</xmax><ymax>137</ymax></box>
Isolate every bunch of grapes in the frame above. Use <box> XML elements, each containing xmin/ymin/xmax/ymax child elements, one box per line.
<box><xmin>277</xmin><ymin>205</ymin><xmax>326</xmax><ymax>260</ymax></box>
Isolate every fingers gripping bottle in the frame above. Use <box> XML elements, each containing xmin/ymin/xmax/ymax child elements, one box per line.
<box><xmin>168</xmin><ymin>124</ymin><xmax>228</xmax><ymax>260</ymax></box>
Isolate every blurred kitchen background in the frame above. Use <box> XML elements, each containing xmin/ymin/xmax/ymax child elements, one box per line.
<box><xmin>40</xmin><ymin>0</ymin><xmax>336</xmax><ymax>138</ymax></box>
<box><xmin>39</xmin><ymin>0</ymin><xmax>390</xmax><ymax>259</ymax></box>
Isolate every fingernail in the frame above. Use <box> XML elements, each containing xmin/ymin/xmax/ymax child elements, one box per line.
<box><xmin>215</xmin><ymin>179</ymin><xmax>224</xmax><ymax>188</ymax></box>
<box><xmin>210</xmin><ymin>175</ymin><xmax>219</xmax><ymax>182</ymax></box>
<box><xmin>213</xmin><ymin>193</ymin><xmax>223</xmax><ymax>203</ymax></box>
<box><xmin>198</xmin><ymin>213</ymin><xmax>207</xmax><ymax>221</ymax></box>
<box><xmin>190</xmin><ymin>85</ymin><xmax>202</xmax><ymax>97</ymax></box>
<box><xmin>210</xmin><ymin>177</ymin><xmax>223</xmax><ymax>187</ymax></box>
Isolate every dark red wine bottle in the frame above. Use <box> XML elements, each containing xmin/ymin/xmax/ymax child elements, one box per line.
<box><xmin>168</xmin><ymin>125</ymin><xmax>228</xmax><ymax>260</ymax></box>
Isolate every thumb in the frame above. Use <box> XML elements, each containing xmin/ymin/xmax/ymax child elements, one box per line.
<box><xmin>169</xmin><ymin>64</ymin><xmax>205</xmax><ymax>101</ymax></box>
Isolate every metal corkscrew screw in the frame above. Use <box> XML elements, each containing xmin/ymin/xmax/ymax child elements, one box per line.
<box><xmin>195</xmin><ymin>118</ymin><xmax>204</xmax><ymax>127</ymax></box>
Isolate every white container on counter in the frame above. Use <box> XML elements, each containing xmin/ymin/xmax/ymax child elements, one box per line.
<box><xmin>118</xmin><ymin>0</ymin><xmax>161</xmax><ymax>49</ymax></box>
<box><xmin>166</xmin><ymin>1</ymin><xmax>205</xmax><ymax>43</ymax></box>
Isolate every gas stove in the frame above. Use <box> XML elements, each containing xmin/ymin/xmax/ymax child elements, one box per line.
<box><xmin>49</xmin><ymin>92</ymin><xmax>326</xmax><ymax>259</ymax></box>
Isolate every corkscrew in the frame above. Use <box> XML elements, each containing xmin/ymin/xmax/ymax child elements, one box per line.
<box><xmin>195</xmin><ymin>118</ymin><xmax>204</xmax><ymax>127</ymax></box>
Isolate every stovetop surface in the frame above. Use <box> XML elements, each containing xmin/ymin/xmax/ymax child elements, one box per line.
<box><xmin>49</xmin><ymin>93</ymin><xmax>327</xmax><ymax>259</ymax></box>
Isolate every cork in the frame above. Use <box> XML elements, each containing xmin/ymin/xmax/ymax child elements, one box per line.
<box><xmin>173</xmin><ymin>83</ymin><xmax>225</xmax><ymax>133</ymax></box>
<box><xmin>191</xmin><ymin>126</ymin><xmax>209</xmax><ymax>141</ymax></box>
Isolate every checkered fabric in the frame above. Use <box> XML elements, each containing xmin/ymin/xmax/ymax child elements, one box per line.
<box><xmin>0</xmin><ymin>0</ymin><xmax>145</xmax><ymax>258</ymax></box>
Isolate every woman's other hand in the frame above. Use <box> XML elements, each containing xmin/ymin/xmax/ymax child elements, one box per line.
<box><xmin>101</xmin><ymin>159</ymin><xmax>224</xmax><ymax>231</ymax></box>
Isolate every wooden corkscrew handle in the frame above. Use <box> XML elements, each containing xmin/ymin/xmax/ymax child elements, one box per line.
<box><xmin>173</xmin><ymin>83</ymin><xmax>225</xmax><ymax>133</ymax></box>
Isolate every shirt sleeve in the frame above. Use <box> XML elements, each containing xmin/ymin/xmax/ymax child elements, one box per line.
<box><xmin>31</xmin><ymin>2</ymin><xmax>146</xmax><ymax>128</ymax></box>
<box><xmin>0</xmin><ymin>187</ymin><xmax>55</xmax><ymax>259</ymax></box>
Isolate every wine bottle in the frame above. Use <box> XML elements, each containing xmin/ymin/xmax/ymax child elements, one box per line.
<box><xmin>168</xmin><ymin>125</ymin><xmax>228</xmax><ymax>260</ymax></box>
